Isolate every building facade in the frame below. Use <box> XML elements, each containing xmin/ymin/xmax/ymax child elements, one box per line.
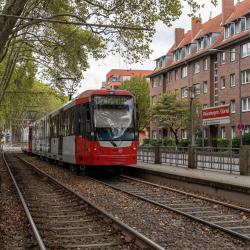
<box><xmin>103</xmin><ymin>69</ymin><xmax>153</xmax><ymax>90</ymax></box>
<box><xmin>148</xmin><ymin>0</ymin><xmax>250</xmax><ymax>141</ymax></box>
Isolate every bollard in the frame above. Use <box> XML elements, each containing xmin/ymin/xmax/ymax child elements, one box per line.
<box><xmin>188</xmin><ymin>146</ymin><xmax>197</xmax><ymax>169</ymax></box>
<box><xmin>239</xmin><ymin>145</ymin><xmax>250</xmax><ymax>176</ymax></box>
<box><xmin>154</xmin><ymin>146</ymin><xmax>161</xmax><ymax>164</ymax></box>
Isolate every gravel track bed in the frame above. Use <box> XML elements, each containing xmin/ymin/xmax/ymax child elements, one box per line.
<box><xmin>21</xmin><ymin>154</ymin><xmax>250</xmax><ymax>249</ymax></box>
<box><xmin>0</xmin><ymin>154</ymin><xmax>37</xmax><ymax>250</ymax></box>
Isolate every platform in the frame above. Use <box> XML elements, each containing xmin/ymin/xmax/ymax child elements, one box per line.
<box><xmin>124</xmin><ymin>162</ymin><xmax>250</xmax><ymax>197</ymax></box>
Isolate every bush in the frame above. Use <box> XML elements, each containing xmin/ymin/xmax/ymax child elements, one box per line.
<box><xmin>195</xmin><ymin>138</ymin><xmax>208</xmax><ymax>147</ymax></box>
<box><xmin>217</xmin><ymin>138</ymin><xmax>230</xmax><ymax>148</ymax></box>
<box><xmin>162</xmin><ymin>137</ymin><xmax>176</xmax><ymax>146</ymax></box>
<box><xmin>178</xmin><ymin>139</ymin><xmax>190</xmax><ymax>147</ymax></box>
<box><xmin>232</xmin><ymin>137</ymin><xmax>240</xmax><ymax>148</ymax></box>
<box><xmin>243</xmin><ymin>132</ymin><xmax>250</xmax><ymax>145</ymax></box>
<box><xmin>211</xmin><ymin>138</ymin><xmax>218</xmax><ymax>148</ymax></box>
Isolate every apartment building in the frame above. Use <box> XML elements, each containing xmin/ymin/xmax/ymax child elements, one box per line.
<box><xmin>103</xmin><ymin>69</ymin><xmax>152</xmax><ymax>90</ymax></box>
<box><xmin>148</xmin><ymin>0</ymin><xmax>250</xmax><ymax>141</ymax></box>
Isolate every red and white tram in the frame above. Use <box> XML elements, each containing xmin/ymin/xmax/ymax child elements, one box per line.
<box><xmin>21</xmin><ymin>89</ymin><xmax>138</xmax><ymax>169</ymax></box>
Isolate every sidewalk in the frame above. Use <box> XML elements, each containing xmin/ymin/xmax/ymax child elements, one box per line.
<box><xmin>128</xmin><ymin>162</ymin><xmax>250</xmax><ymax>192</ymax></box>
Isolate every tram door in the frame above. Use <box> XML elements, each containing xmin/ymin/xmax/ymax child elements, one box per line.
<box><xmin>58</xmin><ymin>111</ymin><xmax>63</xmax><ymax>155</ymax></box>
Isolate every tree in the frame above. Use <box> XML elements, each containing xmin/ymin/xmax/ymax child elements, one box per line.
<box><xmin>120</xmin><ymin>76</ymin><xmax>150</xmax><ymax>130</ymax></box>
<box><xmin>150</xmin><ymin>92</ymin><xmax>189</xmax><ymax>144</ymax></box>
<box><xmin>0</xmin><ymin>57</ymin><xmax>67</xmax><ymax>140</ymax></box>
<box><xmin>0</xmin><ymin>0</ymin><xmax>217</xmax><ymax>102</ymax></box>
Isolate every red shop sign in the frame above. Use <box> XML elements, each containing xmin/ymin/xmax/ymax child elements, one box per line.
<box><xmin>202</xmin><ymin>105</ymin><xmax>230</xmax><ymax>121</ymax></box>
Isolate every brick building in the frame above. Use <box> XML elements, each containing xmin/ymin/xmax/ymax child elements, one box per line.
<box><xmin>103</xmin><ymin>69</ymin><xmax>153</xmax><ymax>90</ymax></box>
<box><xmin>148</xmin><ymin>0</ymin><xmax>250</xmax><ymax>142</ymax></box>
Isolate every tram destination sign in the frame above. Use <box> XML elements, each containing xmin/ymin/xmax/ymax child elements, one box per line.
<box><xmin>202</xmin><ymin>104</ymin><xmax>230</xmax><ymax>126</ymax></box>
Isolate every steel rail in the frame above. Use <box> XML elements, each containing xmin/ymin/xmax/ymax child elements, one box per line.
<box><xmin>2</xmin><ymin>152</ymin><xmax>47</xmax><ymax>250</ymax></box>
<box><xmin>16</xmin><ymin>156</ymin><xmax>165</xmax><ymax>250</ymax></box>
<box><xmin>88</xmin><ymin>176</ymin><xmax>250</xmax><ymax>242</ymax></box>
<box><xmin>121</xmin><ymin>175</ymin><xmax>250</xmax><ymax>213</ymax></box>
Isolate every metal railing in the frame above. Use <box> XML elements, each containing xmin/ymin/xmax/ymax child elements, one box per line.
<box><xmin>160</xmin><ymin>146</ymin><xmax>188</xmax><ymax>167</ymax></box>
<box><xmin>138</xmin><ymin>146</ymin><xmax>240</xmax><ymax>174</ymax></box>
<box><xmin>137</xmin><ymin>146</ymin><xmax>155</xmax><ymax>163</ymax></box>
<box><xmin>195</xmin><ymin>147</ymin><xmax>240</xmax><ymax>173</ymax></box>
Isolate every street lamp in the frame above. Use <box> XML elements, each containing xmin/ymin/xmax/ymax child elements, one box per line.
<box><xmin>57</xmin><ymin>77</ymin><xmax>76</xmax><ymax>101</ymax></box>
<box><xmin>189</xmin><ymin>85</ymin><xmax>196</xmax><ymax>147</ymax></box>
<box><xmin>209</xmin><ymin>48</ymin><xmax>242</xmax><ymax>145</ymax></box>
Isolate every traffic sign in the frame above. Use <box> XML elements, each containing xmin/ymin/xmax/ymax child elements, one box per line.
<box><xmin>237</xmin><ymin>123</ymin><xmax>245</xmax><ymax>131</ymax></box>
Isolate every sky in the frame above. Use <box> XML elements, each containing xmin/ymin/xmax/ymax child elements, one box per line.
<box><xmin>77</xmin><ymin>0</ymin><xmax>225</xmax><ymax>93</ymax></box>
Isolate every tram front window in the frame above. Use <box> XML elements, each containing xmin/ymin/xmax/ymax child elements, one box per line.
<box><xmin>93</xmin><ymin>95</ymin><xmax>135</xmax><ymax>141</ymax></box>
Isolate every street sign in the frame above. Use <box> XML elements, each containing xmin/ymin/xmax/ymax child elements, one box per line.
<box><xmin>237</xmin><ymin>123</ymin><xmax>245</xmax><ymax>131</ymax></box>
<box><xmin>202</xmin><ymin>105</ymin><xmax>230</xmax><ymax>126</ymax></box>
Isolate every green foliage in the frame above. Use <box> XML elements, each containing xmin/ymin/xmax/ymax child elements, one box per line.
<box><xmin>232</xmin><ymin>137</ymin><xmax>240</xmax><ymax>148</ymax></box>
<box><xmin>243</xmin><ymin>132</ymin><xmax>250</xmax><ymax>145</ymax></box>
<box><xmin>216</xmin><ymin>138</ymin><xmax>230</xmax><ymax>148</ymax></box>
<box><xmin>0</xmin><ymin>0</ymin><xmax>218</xmax><ymax>99</ymax></box>
<box><xmin>149</xmin><ymin>92</ymin><xmax>190</xmax><ymax>144</ymax></box>
<box><xmin>178</xmin><ymin>139</ymin><xmax>189</xmax><ymax>147</ymax></box>
<box><xmin>120</xmin><ymin>76</ymin><xmax>150</xmax><ymax>130</ymax></box>
<box><xmin>162</xmin><ymin>137</ymin><xmax>176</xmax><ymax>146</ymax></box>
<box><xmin>0</xmin><ymin>57</ymin><xmax>66</xmax><ymax>134</ymax></box>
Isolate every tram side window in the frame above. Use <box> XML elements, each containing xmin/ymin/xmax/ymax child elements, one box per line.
<box><xmin>62</xmin><ymin>108</ymin><xmax>75</xmax><ymax>136</ymax></box>
<box><xmin>50</xmin><ymin>115</ymin><xmax>59</xmax><ymax>137</ymax></box>
<box><xmin>75</xmin><ymin>103</ymin><xmax>91</xmax><ymax>138</ymax></box>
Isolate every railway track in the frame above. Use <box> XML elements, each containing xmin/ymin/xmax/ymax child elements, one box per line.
<box><xmin>2</xmin><ymin>152</ymin><xmax>164</xmax><ymax>250</ymax></box>
<box><xmin>89</xmin><ymin>174</ymin><xmax>250</xmax><ymax>242</ymax></box>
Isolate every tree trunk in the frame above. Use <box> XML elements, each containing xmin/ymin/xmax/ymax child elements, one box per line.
<box><xmin>0</xmin><ymin>0</ymin><xmax>28</xmax><ymax>62</ymax></box>
<box><xmin>170</xmin><ymin>127</ymin><xmax>179</xmax><ymax>145</ymax></box>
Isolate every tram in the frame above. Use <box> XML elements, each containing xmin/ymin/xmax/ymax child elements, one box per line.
<box><xmin>21</xmin><ymin>89</ymin><xmax>138</xmax><ymax>169</ymax></box>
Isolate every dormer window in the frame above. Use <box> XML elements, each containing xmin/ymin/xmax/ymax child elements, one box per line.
<box><xmin>230</xmin><ymin>23</ymin><xmax>235</xmax><ymax>36</ymax></box>
<box><xmin>224</xmin><ymin>15</ymin><xmax>250</xmax><ymax>39</ymax></box>
<box><xmin>156</xmin><ymin>56</ymin><xmax>167</xmax><ymax>69</ymax></box>
<box><xmin>236</xmin><ymin>21</ymin><xmax>241</xmax><ymax>34</ymax></box>
<box><xmin>241</xmin><ymin>17</ymin><xmax>246</xmax><ymax>32</ymax></box>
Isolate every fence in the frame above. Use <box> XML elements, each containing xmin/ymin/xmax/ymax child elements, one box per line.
<box><xmin>195</xmin><ymin>147</ymin><xmax>240</xmax><ymax>173</ymax></box>
<box><xmin>138</xmin><ymin>146</ymin><xmax>243</xmax><ymax>174</ymax></box>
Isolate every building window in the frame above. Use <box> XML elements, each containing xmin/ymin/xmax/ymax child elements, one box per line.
<box><xmin>152</xmin><ymin>77</ymin><xmax>160</xmax><ymax>88</ymax></box>
<box><xmin>220</xmin><ymin>76</ymin><xmax>226</xmax><ymax>89</ymax></box>
<box><xmin>181</xmin><ymin>66</ymin><xmax>188</xmax><ymax>78</ymax></box>
<box><xmin>230</xmin><ymin>74</ymin><xmax>236</xmax><ymax>87</ymax></box>
<box><xmin>203</xmin><ymin>104</ymin><xmax>208</xmax><ymax>109</ymax></box>
<box><xmin>244</xmin><ymin>125</ymin><xmax>250</xmax><ymax>134</ymax></box>
<box><xmin>152</xmin><ymin>131</ymin><xmax>157</xmax><ymax>139</ymax></box>
<box><xmin>203</xmin><ymin>58</ymin><xmax>208</xmax><ymax>70</ymax></box>
<box><xmin>203</xmin><ymin>81</ymin><xmax>208</xmax><ymax>93</ymax></box>
<box><xmin>220</xmin><ymin>52</ymin><xmax>226</xmax><ymax>64</ymax></box>
<box><xmin>169</xmin><ymin>71</ymin><xmax>172</xmax><ymax>81</ymax></box>
<box><xmin>220</xmin><ymin>101</ymin><xmax>225</xmax><ymax>105</ymax></box>
<box><xmin>230</xmin><ymin>23</ymin><xmax>235</xmax><ymax>36</ymax></box>
<box><xmin>221</xmin><ymin>127</ymin><xmax>226</xmax><ymax>139</ymax></box>
<box><xmin>194</xmin><ymin>83</ymin><xmax>200</xmax><ymax>95</ymax></box>
<box><xmin>230</xmin><ymin>48</ymin><xmax>236</xmax><ymax>61</ymax></box>
<box><xmin>181</xmin><ymin>129</ymin><xmax>188</xmax><ymax>139</ymax></box>
<box><xmin>236</xmin><ymin>21</ymin><xmax>241</xmax><ymax>34</ymax></box>
<box><xmin>230</xmin><ymin>100</ymin><xmax>236</xmax><ymax>113</ymax></box>
<box><xmin>194</xmin><ymin>62</ymin><xmax>200</xmax><ymax>74</ymax></box>
<box><xmin>175</xmin><ymin>69</ymin><xmax>179</xmax><ymax>80</ymax></box>
<box><xmin>241</xmin><ymin>42</ymin><xmax>250</xmax><ymax>58</ymax></box>
<box><xmin>242</xmin><ymin>97</ymin><xmax>250</xmax><ymax>112</ymax></box>
<box><xmin>181</xmin><ymin>87</ymin><xmax>188</xmax><ymax>98</ymax></box>
<box><xmin>241</xmin><ymin>17</ymin><xmax>246</xmax><ymax>32</ymax></box>
<box><xmin>241</xmin><ymin>70</ymin><xmax>250</xmax><ymax>84</ymax></box>
<box><xmin>123</xmin><ymin>75</ymin><xmax>131</xmax><ymax>81</ymax></box>
<box><xmin>231</xmin><ymin>126</ymin><xmax>236</xmax><ymax>139</ymax></box>
<box><xmin>247</xmin><ymin>16</ymin><xmax>250</xmax><ymax>29</ymax></box>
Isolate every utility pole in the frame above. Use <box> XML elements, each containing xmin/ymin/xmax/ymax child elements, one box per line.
<box><xmin>189</xmin><ymin>85</ymin><xmax>196</xmax><ymax>146</ymax></box>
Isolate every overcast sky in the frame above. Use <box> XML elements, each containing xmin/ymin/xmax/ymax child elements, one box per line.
<box><xmin>78</xmin><ymin>1</ymin><xmax>226</xmax><ymax>93</ymax></box>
